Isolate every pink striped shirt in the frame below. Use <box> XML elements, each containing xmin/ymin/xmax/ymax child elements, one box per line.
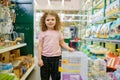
<box><xmin>39</xmin><ymin>30</ymin><xmax>63</xmax><ymax>57</ymax></box>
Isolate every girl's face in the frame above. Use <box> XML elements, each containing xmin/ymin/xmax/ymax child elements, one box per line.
<box><xmin>45</xmin><ymin>14</ymin><xmax>56</xmax><ymax>30</ymax></box>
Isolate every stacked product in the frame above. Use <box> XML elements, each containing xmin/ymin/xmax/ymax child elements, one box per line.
<box><xmin>88</xmin><ymin>58</ymin><xmax>106</xmax><ymax>80</ymax></box>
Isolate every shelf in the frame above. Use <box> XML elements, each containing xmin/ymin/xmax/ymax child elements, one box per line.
<box><xmin>63</xmin><ymin>20</ymin><xmax>87</xmax><ymax>22</ymax></box>
<box><xmin>84</xmin><ymin>38</ymin><xmax>120</xmax><ymax>44</ymax></box>
<box><xmin>105</xmin><ymin>11</ymin><xmax>120</xmax><ymax>20</ymax></box>
<box><xmin>92</xmin><ymin>11</ymin><xmax>120</xmax><ymax>24</ymax></box>
<box><xmin>0</xmin><ymin>43</ymin><xmax>27</xmax><ymax>54</ymax></box>
<box><xmin>20</xmin><ymin>64</ymin><xmax>35</xmax><ymax>80</ymax></box>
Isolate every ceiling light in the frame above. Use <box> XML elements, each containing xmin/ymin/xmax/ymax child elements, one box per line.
<box><xmin>48</xmin><ymin>0</ymin><xmax>51</xmax><ymax>6</ymax></box>
<box><xmin>61</xmin><ymin>0</ymin><xmax>64</xmax><ymax>6</ymax></box>
<box><xmin>34</xmin><ymin>0</ymin><xmax>38</xmax><ymax>6</ymax></box>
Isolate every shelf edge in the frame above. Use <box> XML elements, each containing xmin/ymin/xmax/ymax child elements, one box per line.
<box><xmin>0</xmin><ymin>43</ymin><xmax>27</xmax><ymax>54</ymax></box>
<box><xmin>20</xmin><ymin>64</ymin><xmax>35</xmax><ymax>80</ymax></box>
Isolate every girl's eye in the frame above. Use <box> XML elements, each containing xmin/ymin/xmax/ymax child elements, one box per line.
<box><xmin>46</xmin><ymin>19</ymin><xmax>50</xmax><ymax>21</ymax></box>
<box><xmin>51</xmin><ymin>19</ymin><xmax>55</xmax><ymax>21</ymax></box>
<box><xmin>46</xmin><ymin>18</ymin><xmax>55</xmax><ymax>21</ymax></box>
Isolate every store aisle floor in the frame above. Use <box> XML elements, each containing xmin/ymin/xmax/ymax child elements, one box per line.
<box><xmin>26</xmin><ymin>44</ymin><xmax>40</xmax><ymax>80</ymax></box>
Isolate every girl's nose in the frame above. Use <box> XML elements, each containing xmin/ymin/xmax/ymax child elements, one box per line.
<box><xmin>49</xmin><ymin>20</ymin><xmax>52</xmax><ymax>23</ymax></box>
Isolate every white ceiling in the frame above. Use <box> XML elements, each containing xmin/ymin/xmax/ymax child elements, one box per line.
<box><xmin>34</xmin><ymin>0</ymin><xmax>87</xmax><ymax>11</ymax></box>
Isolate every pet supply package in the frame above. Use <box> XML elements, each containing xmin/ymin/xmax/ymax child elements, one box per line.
<box><xmin>109</xmin><ymin>18</ymin><xmax>120</xmax><ymax>39</ymax></box>
<box><xmin>100</xmin><ymin>22</ymin><xmax>113</xmax><ymax>38</ymax></box>
<box><xmin>96</xmin><ymin>24</ymin><xmax>103</xmax><ymax>38</ymax></box>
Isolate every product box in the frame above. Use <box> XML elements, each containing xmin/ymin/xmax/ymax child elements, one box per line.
<box><xmin>11</xmin><ymin>49</ymin><xmax>20</xmax><ymax>57</ymax></box>
<box><xmin>0</xmin><ymin>51</ymin><xmax>10</xmax><ymax>63</ymax></box>
<box><xmin>60</xmin><ymin>51</ymin><xmax>88</xmax><ymax>80</ymax></box>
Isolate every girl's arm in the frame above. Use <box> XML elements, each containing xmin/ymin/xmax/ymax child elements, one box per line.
<box><xmin>60</xmin><ymin>39</ymin><xmax>75</xmax><ymax>52</ymax></box>
<box><xmin>38</xmin><ymin>40</ymin><xmax>43</xmax><ymax>60</ymax></box>
<box><xmin>38</xmin><ymin>39</ymin><xmax>44</xmax><ymax>67</ymax></box>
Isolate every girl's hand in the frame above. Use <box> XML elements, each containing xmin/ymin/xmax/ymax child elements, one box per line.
<box><xmin>68</xmin><ymin>48</ymin><xmax>75</xmax><ymax>52</ymax></box>
<box><xmin>38</xmin><ymin>59</ymin><xmax>44</xmax><ymax>67</ymax></box>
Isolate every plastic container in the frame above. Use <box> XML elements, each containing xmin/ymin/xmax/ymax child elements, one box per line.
<box><xmin>0</xmin><ymin>63</ymin><xmax>13</xmax><ymax>73</ymax></box>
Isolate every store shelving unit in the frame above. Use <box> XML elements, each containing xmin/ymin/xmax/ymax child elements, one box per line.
<box><xmin>85</xmin><ymin>38</ymin><xmax>120</xmax><ymax>44</ymax></box>
<box><xmin>80</xmin><ymin>0</ymin><xmax>120</xmax><ymax>56</ymax></box>
<box><xmin>84</xmin><ymin>0</ymin><xmax>120</xmax><ymax>43</ymax></box>
<box><xmin>80</xmin><ymin>2</ymin><xmax>120</xmax><ymax>78</ymax></box>
<box><xmin>0</xmin><ymin>1</ymin><xmax>35</xmax><ymax>80</ymax></box>
<box><xmin>0</xmin><ymin>43</ymin><xmax>35</xmax><ymax>80</ymax></box>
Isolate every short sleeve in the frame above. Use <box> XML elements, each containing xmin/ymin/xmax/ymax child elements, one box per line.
<box><xmin>59</xmin><ymin>32</ymin><xmax>64</xmax><ymax>40</ymax></box>
<box><xmin>39</xmin><ymin>32</ymin><xmax>44</xmax><ymax>41</ymax></box>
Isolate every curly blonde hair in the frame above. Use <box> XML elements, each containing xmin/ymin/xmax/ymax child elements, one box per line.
<box><xmin>40</xmin><ymin>11</ymin><xmax>61</xmax><ymax>31</ymax></box>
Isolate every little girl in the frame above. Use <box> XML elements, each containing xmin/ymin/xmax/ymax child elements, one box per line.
<box><xmin>38</xmin><ymin>11</ymin><xmax>74</xmax><ymax>80</ymax></box>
